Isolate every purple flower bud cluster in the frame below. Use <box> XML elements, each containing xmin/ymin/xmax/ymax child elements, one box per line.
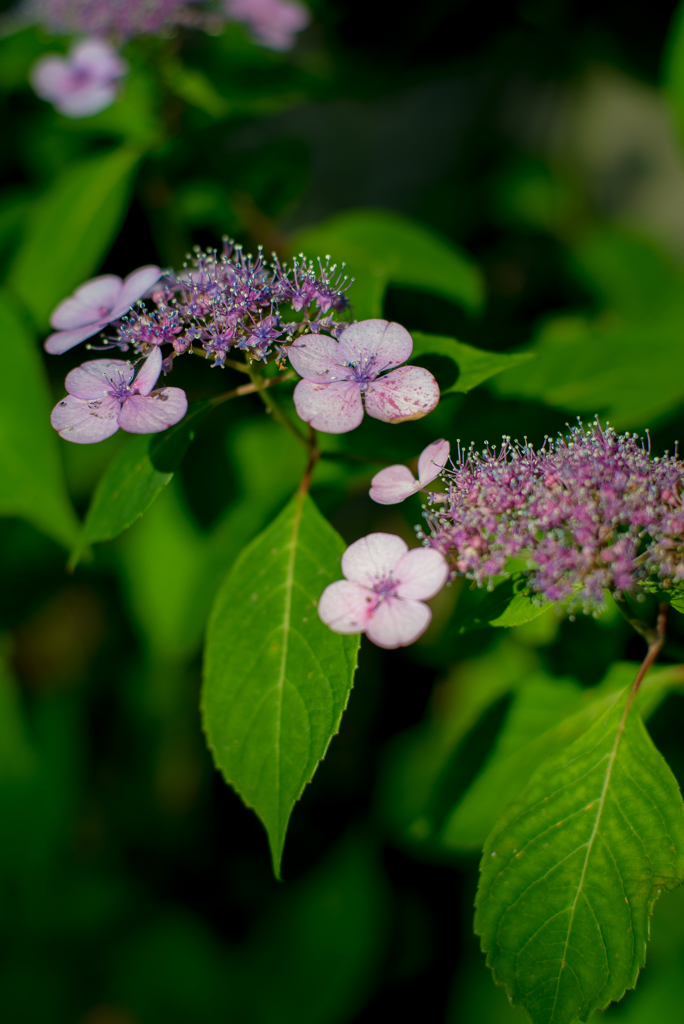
<box><xmin>19</xmin><ymin>0</ymin><xmax>310</xmax><ymax>47</ymax></box>
<box><xmin>112</xmin><ymin>243</ymin><xmax>352</xmax><ymax>368</ymax></box>
<box><xmin>420</xmin><ymin>420</ymin><xmax>684</xmax><ymax>613</ymax></box>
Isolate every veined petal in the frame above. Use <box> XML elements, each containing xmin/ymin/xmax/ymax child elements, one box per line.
<box><xmin>51</xmin><ymin>394</ymin><xmax>121</xmax><ymax>444</ymax></box>
<box><xmin>50</xmin><ymin>275</ymin><xmax>122</xmax><ymax>329</ymax></box>
<box><xmin>369</xmin><ymin>464</ymin><xmax>418</xmax><ymax>504</ymax></box>
<box><xmin>364</xmin><ymin>365</ymin><xmax>440</xmax><ymax>424</ymax></box>
<box><xmin>293</xmin><ymin>379</ymin><xmax>363</xmax><ymax>433</ymax></box>
<box><xmin>341</xmin><ymin>532</ymin><xmax>408</xmax><ymax>586</ymax></box>
<box><xmin>132</xmin><ymin>347</ymin><xmax>161</xmax><ymax>396</ymax></box>
<box><xmin>118</xmin><ymin>388</ymin><xmax>188</xmax><ymax>434</ymax></box>
<box><xmin>44</xmin><ymin>322</ymin><xmax>109</xmax><ymax>354</ymax></box>
<box><xmin>366</xmin><ymin>597</ymin><xmax>432</xmax><ymax>649</ymax></box>
<box><xmin>417</xmin><ymin>438</ymin><xmax>450</xmax><ymax>486</ymax></box>
<box><xmin>65</xmin><ymin>359</ymin><xmax>133</xmax><ymax>399</ymax></box>
<box><xmin>394</xmin><ymin>547</ymin><xmax>449</xmax><ymax>601</ymax></box>
<box><xmin>112</xmin><ymin>265</ymin><xmax>163</xmax><ymax>318</ymax></box>
<box><xmin>337</xmin><ymin>320</ymin><xmax>412</xmax><ymax>372</ymax></box>
<box><xmin>287</xmin><ymin>334</ymin><xmax>349</xmax><ymax>383</ymax></box>
<box><xmin>318</xmin><ymin>580</ymin><xmax>373</xmax><ymax>634</ymax></box>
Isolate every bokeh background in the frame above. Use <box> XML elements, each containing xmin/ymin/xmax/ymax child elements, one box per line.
<box><xmin>5</xmin><ymin>1</ymin><xmax>684</xmax><ymax>1022</ymax></box>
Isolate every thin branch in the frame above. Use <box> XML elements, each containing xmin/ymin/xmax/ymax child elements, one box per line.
<box><xmin>628</xmin><ymin>602</ymin><xmax>668</xmax><ymax>702</ymax></box>
<box><xmin>208</xmin><ymin>371</ymin><xmax>296</xmax><ymax>406</ymax></box>
<box><xmin>245</xmin><ymin>363</ymin><xmax>309</xmax><ymax>449</ymax></box>
<box><xmin>190</xmin><ymin>346</ymin><xmax>251</xmax><ymax>373</ymax></box>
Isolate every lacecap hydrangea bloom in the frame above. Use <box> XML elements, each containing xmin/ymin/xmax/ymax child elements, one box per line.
<box><xmin>19</xmin><ymin>0</ymin><xmax>309</xmax><ymax>45</ymax></box>
<box><xmin>45</xmin><ymin>240</ymin><xmax>440</xmax><ymax>440</ymax></box>
<box><xmin>374</xmin><ymin>422</ymin><xmax>684</xmax><ymax>614</ymax></box>
<box><xmin>318</xmin><ymin>533</ymin><xmax>449</xmax><ymax>649</ymax></box>
<box><xmin>30</xmin><ymin>37</ymin><xmax>127</xmax><ymax>117</ymax></box>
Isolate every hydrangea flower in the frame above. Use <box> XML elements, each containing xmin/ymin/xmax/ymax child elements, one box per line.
<box><xmin>45</xmin><ymin>265</ymin><xmax>162</xmax><ymax>355</ymax></box>
<box><xmin>370</xmin><ymin>438</ymin><xmax>450</xmax><ymax>504</ymax></box>
<box><xmin>30</xmin><ymin>38</ymin><xmax>128</xmax><ymax>118</ymax></box>
<box><xmin>288</xmin><ymin>320</ymin><xmax>440</xmax><ymax>434</ymax></box>
<box><xmin>223</xmin><ymin>0</ymin><xmax>310</xmax><ymax>50</ymax></box>
<box><xmin>421</xmin><ymin>420</ymin><xmax>684</xmax><ymax>613</ymax></box>
<box><xmin>318</xmin><ymin>533</ymin><xmax>449</xmax><ymax>649</ymax></box>
<box><xmin>51</xmin><ymin>347</ymin><xmax>187</xmax><ymax>443</ymax></box>
<box><xmin>20</xmin><ymin>0</ymin><xmax>209</xmax><ymax>39</ymax></box>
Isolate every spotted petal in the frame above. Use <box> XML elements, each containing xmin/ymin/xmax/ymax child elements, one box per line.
<box><xmin>287</xmin><ymin>333</ymin><xmax>349</xmax><ymax>383</ymax></box>
<box><xmin>417</xmin><ymin>438</ymin><xmax>450</xmax><ymax>486</ymax></box>
<box><xmin>366</xmin><ymin>597</ymin><xmax>432</xmax><ymax>649</ymax></box>
<box><xmin>293</xmin><ymin>379</ymin><xmax>363</xmax><ymax>433</ymax></box>
<box><xmin>318</xmin><ymin>580</ymin><xmax>373</xmax><ymax>634</ymax></box>
<box><xmin>369</xmin><ymin>464</ymin><xmax>418</xmax><ymax>504</ymax></box>
<box><xmin>50</xmin><ymin>275</ymin><xmax>122</xmax><ymax>329</ymax></box>
<box><xmin>394</xmin><ymin>547</ymin><xmax>449</xmax><ymax>601</ymax></box>
<box><xmin>337</xmin><ymin>320</ymin><xmax>412</xmax><ymax>372</ymax></box>
<box><xmin>117</xmin><ymin>388</ymin><xmax>188</xmax><ymax>434</ymax></box>
<box><xmin>111</xmin><ymin>265</ymin><xmax>162</xmax><ymax>319</ymax></box>
<box><xmin>65</xmin><ymin>359</ymin><xmax>133</xmax><ymax>400</ymax></box>
<box><xmin>51</xmin><ymin>394</ymin><xmax>121</xmax><ymax>444</ymax></box>
<box><xmin>341</xmin><ymin>532</ymin><xmax>408</xmax><ymax>587</ymax></box>
<box><xmin>132</xmin><ymin>347</ymin><xmax>161</xmax><ymax>396</ymax></box>
<box><xmin>364</xmin><ymin>365</ymin><xmax>440</xmax><ymax>424</ymax></box>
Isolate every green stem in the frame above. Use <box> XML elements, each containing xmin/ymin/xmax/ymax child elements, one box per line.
<box><xmin>245</xmin><ymin>363</ymin><xmax>310</xmax><ymax>450</ymax></box>
<box><xmin>208</xmin><ymin>370</ymin><xmax>295</xmax><ymax>406</ymax></box>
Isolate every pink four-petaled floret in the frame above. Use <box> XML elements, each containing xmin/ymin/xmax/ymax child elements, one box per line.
<box><xmin>45</xmin><ymin>265</ymin><xmax>162</xmax><ymax>355</ymax></box>
<box><xmin>288</xmin><ymin>319</ymin><xmax>440</xmax><ymax>434</ymax></box>
<box><xmin>370</xmin><ymin>438</ymin><xmax>451</xmax><ymax>504</ymax></box>
<box><xmin>30</xmin><ymin>37</ymin><xmax>128</xmax><ymax>119</ymax></box>
<box><xmin>318</xmin><ymin>532</ymin><xmax>449</xmax><ymax>649</ymax></box>
<box><xmin>51</xmin><ymin>347</ymin><xmax>188</xmax><ymax>444</ymax></box>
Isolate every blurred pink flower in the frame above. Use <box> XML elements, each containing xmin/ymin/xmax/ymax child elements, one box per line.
<box><xmin>224</xmin><ymin>0</ymin><xmax>309</xmax><ymax>50</ymax></box>
<box><xmin>318</xmin><ymin>532</ymin><xmax>449</xmax><ymax>649</ymax></box>
<box><xmin>30</xmin><ymin>37</ymin><xmax>128</xmax><ymax>118</ymax></box>
<box><xmin>45</xmin><ymin>265</ymin><xmax>162</xmax><ymax>355</ymax></box>
<box><xmin>370</xmin><ymin>438</ymin><xmax>451</xmax><ymax>504</ymax></box>
<box><xmin>51</xmin><ymin>347</ymin><xmax>187</xmax><ymax>444</ymax></box>
<box><xmin>288</xmin><ymin>319</ymin><xmax>440</xmax><ymax>434</ymax></box>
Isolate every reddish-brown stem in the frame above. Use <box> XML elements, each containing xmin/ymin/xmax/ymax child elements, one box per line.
<box><xmin>628</xmin><ymin>602</ymin><xmax>669</xmax><ymax>703</ymax></box>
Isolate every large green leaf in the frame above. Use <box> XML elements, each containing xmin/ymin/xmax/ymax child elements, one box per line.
<box><xmin>0</xmin><ymin>288</ymin><xmax>78</xmax><ymax>547</ymax></box>
<box><xmin>8</xmin><ymin>146</ymin><xmax>140</xmax><ymax>327</ymax></box>
<box><xmin>444</xmin><ymin>662</ymin><xmax>684</xmax><ymax>853</ymax></box>
<box><xmin>295</xmin><ymin>208</ymin><xmax>484</xmax><ymax>320</ymax></box>
<box><xmin>71</xmin><ymin>400</ymin><xmax>211</xmax><ymax>566</ymax></box>
<box><xmin>202</xmin><ymin>490</ymin><xmax>360</xmax><ymax>876</ymax></box>
<box><xmin>410</xmin><ymin>332</ymin><xmax>534</xmax><ymax>395</ymax></box>
<box><xmin>492</xmin><ymin>228</ymin><xmax>684</xmax><ymax>429</ymax></box>
<box><xmin>475</xmin><ymin>684</ymin><xmax>684</xmax><ymax>1024</ymax></box>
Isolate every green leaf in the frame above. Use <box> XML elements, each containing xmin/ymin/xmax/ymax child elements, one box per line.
<box><xmin>475</xmin><ymin>685</ymin><xmax>684</xmax><ymax>1024</ymax></box>
<box><xmin>246</xmin><ymin>836</ymin><xmax>388</xmax><ymax>1024</ymax></box>
<box><xmin>294</xmin><ymin>209</ymin><xmax>484</xmax><ymax>320</ymax></box>
<box><xmin>202</xmin><ymin>490</ymin><xmax>360</xmax><ymax>876</ymax></box>
<box><xmin>454</xmin><ymin>577</ymin><xmax>552</xmax><ymax>633</ymax></box>
<box><xmin>379</xmin><ymin>642</ymin><xmax>537</xmax><ymax>849</ymax></box>
<box><xmin>410</xmin><ymin>332</ymin><xmax>534</xmax><ymax>395</ymax></box>
<box><xmin>492</xmin><ymin>228</ymin><xmax>684</xmax><ymax>429</ymax></box>
<box><xmin>0</xmin><ymin>638</ymin><xmax>35</xmax><ymax>780</ymax></box>
<box><xmin>71</xmin><ymin>400</ymin><xmax>211</xmax><ymax>566</ymax></box>
<box><xmin>663</xmin><ymin>0</ymin><xmax>684</xmax><ymax>136</ymax></box>
<box><xmin>8</xmin><ymin>146</ymin><xmax>140</xmax><ymax>327</ymax></box>
<box><xmin>0</xmin><ymin>288</ymin><xmax>79</xmax><ymax>547</ymax></box>
<box><xmin>161</xmin><ymin>57</ymin><xmax>231</xmax><ymax>117</ymax></box>
<box><xmin>443</xmin><ymin>662</ymin><xmax>684</xmax><ymax>853</ymax></box>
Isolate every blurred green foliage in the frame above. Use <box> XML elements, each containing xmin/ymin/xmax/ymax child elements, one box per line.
<box><xmin>5</xmin><ymin>1</ymin><xmax>684</xmax><ymax>1022</ymax></box>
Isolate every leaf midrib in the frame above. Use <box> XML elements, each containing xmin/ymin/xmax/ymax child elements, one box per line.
<box><xmin>549</xmin><ymin>694</ymin><xmax>632</xmax><ymax>1022</ymax></box>
<box><xmin>273</xmin><ymin>490</ymin><xmax>305</xmax><ymax>836</ymax></box>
